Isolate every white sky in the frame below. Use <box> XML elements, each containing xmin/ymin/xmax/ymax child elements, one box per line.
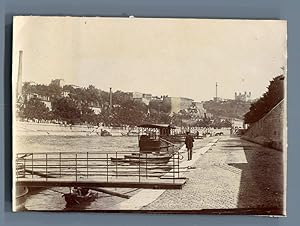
<box><xmin>12</xmin><ymin>16</ymin><xmax>287</xmax><ymax>101</ymax></box>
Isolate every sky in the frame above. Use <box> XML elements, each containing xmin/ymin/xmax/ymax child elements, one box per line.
<box><xmin>12</xmin><ymin>16</ymin><xmax>287</xmax><ymax>101</ymax></box>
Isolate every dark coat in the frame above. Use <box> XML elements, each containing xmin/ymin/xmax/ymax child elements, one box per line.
<box><xmin>185</xmin><ymin>134</ymin><xmax>194</xmax><ymax>149</ymax></box>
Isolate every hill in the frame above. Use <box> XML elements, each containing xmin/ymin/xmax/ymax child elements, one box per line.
<box><xmin>203</xmin><ymin>99</ymin><xmax>251</xmax><ymax>119</ymax></box>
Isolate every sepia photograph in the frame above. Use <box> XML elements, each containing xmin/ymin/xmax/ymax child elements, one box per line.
<box><xmin>12</xmin><ymin>16</ymin><xmax>287</xmax><ymax>215</ymax></box>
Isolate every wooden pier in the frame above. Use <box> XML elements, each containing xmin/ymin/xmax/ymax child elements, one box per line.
<box><xmin>15</xmin><ymin>150</ymin><xmax>186</xmax><ymax>189</ymax></box>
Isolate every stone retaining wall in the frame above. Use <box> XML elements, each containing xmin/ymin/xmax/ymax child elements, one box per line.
<box><xmin>242</xmin><ymin>100</ymin><xmax>285</xmax><ymax>151</ymax></box>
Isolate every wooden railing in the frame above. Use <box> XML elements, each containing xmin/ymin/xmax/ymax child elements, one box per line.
<box><xmin>16</xmin><ymin>149</ymin><xmax>181</xmax><ymax>184</ymax></box>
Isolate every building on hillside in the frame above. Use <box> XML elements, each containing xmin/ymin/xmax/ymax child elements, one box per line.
<box><xmin>204</xmin><ymin>112</ymin><xmax>213</xmax><ymax>118</ymax></box>
<box><xmin>90</xmin><ymin>106</ymin><xmax>101</xmax><ymax>115</ymax></box>
<box><xmin>151</xmin><ymin>96</ymin><xmax>163</xmax><ymax>101</ymax></box>
<box><xmin>164</xmin><ymin>97</ymin><xmax>194</xmax><ymax>114</ymax></box>
<box><xmin>132</xmin><ymin>92</ymin><xmax>152</xmax><ymax>105</ymax></box>
<box><xmin>192</xmin><ymin>101</ymin><xmax>207</xmax><ymax>117</ymax></box>
<box><xmin>50</xmin><ymin>79</ymin><xmax>64</xmax><ymax>87</ymax></box>
<box><xmin>213</xmin><ymin>97</ymin><xmax>222</xmax><ymax>102</ymax></box>
<box><xmin>63</xmin><ymin>84</ymin><xmax>80</xmax><ymax>90</ymax></box>
<box><xmin>42</xmin><ymin>100</ymin><xmax>52</xmax><ymax>111</ymax></box>
<box><xmin>62</xmin><ymin>91</ymin><xmax>70</xmax><ymax>97</ymax></box>
<box><xmin>24</xmin><ymin>93</ymin><xmax>52</xmax><ymax>111</ymax></box>
<box><xmin>235</xmin><ymin>91</ymin><xmax>252</xmax><ymax>102</ymax></box>
<box><xmin>132</xmin><ymin>92</ymin><xmax>142</xmax><ymax>99</ymax></box>
<box><xmin>88</xmin><ymin>101</ymin><xmax>102</xmax><ymax>115</ymax></box>
<box><xmin>141</xmin><ymin>93</ymin><xmax>152</xmax><ymax>105</ymax></box>
<box><xmin>231</xmin><ymin>118</ymin><xmax>245</xmax><ymax>129</ymax></box>
<box><xmin>25</xmin><ymin>93</ymin><xmax>50</xmax><ymax>102</ymax></box>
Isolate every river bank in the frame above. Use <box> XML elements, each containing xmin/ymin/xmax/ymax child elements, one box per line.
<box><xmin>15</xmin><ymin>121</ymin><xmax>231</xmax><ymax>137</ymax></box>
<box><xmin>15</xmin><ymin>121</ymin><xmax>135</xmax><ymax>136</ymax></box>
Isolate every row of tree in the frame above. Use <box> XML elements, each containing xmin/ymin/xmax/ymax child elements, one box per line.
<box><xmin>18</xmin><ymin>96</ymin><xmax>171</xmax><ymax>126</ymax></box>
<box><xmin>19</xmin><ymin>96</ymin><xmax>231</xmax><ymax>128</ymax></box>
<box><xmin>18</xmin><ymin>80</ymin><xmax>233</xmax><ymax>128</ymax></box>
<box><xmin>17</xmin><ymin>81</ymin><xmax>173</xmax><ymax>126</ymax></box>
<box><xmin>244</xmin><ymin>75</ymin><xmax>284</xmax><ymax>124</ymax></box>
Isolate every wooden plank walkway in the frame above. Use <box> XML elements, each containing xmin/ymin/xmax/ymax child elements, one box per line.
<box><xmin>16</xmin><ymin>178</ymin><xmax>186</xmax><ymax>189</ymax></box>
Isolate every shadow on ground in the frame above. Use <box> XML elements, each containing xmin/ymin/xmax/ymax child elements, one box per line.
<box><xmin>228</xmin><ymin>137</ymin><xmax>284</xmax><ymax>215</ymax></box>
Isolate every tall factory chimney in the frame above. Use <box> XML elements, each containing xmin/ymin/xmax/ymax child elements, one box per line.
<box><xmin>215</xmin><ymin>82</ymin><xmax>218</xmax><ymax>100</ymax></box>
<box><xmin>17</xmin><ymin>50</ymin><xmax>23</xmax><ymax>98</ymax></box>
<box><xmin>109</xmin><ymin>87</ymin><xmax>112</xmax><ymax>110</ymax></box>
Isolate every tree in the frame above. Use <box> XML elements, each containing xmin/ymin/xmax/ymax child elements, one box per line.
<box><xmin>63</xmin><ymin>85</ymin><xmax>75</xmax><ymax>93</ymax></box>
<box><xmin>170</xmin><ymin>113</ymin><xmax>183</xmax><ymax>126</ymax></box>
<box><xmin>85</xmin><ymin>85</ymin><xmax>102</xmax><ymax>105</ymax></box>
<box><xmin>81</xmin><ymin>103</ymin><xmax>96</xmax><ymax>124</ymax></box>
<box><xmin>113</xmin><ymin>90</ymin><xmax>132</xmax><ymax>105</ymax></box>
<box><xmin>22</xmin><ymin>82</ymin><xmax>34</xmax><ymax>95</ymax></box>
<box><xmin>22</xmin><ymin>97</ymin><xmax>50</xmax><ymax>122</ymax></box>
<box><xmin>52</xmin><ymin>97</ymin><xmax>81</xmax><ymax>124</ymax></box>
<box><xmin>110</xmin><ymin>99</ymin><xmax>148</xmax><ymax>126</ymax></box>
<box><xmin>244</xmin><ymin>75</ymin><xmax>284</xmax><ymax>124</ymax></box>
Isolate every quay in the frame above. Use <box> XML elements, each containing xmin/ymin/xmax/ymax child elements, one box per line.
<box><xmin>109</xmin><ymin>136</ymin><xmax>284</xmax><ymax>214</ymax></box>
<box><xmin>15</xmin><ymin>134</ymin><xmax>284</xmax><ymax>214</ymax></box>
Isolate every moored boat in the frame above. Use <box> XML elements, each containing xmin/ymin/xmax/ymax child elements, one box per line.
<box><xmin>137</xmin><ymin>124</ymin><xmax>179</xmax><ymax>153</ymax></box>
<box><xmin>101</xmin><ymin>129</ymin><xmax>112</xmax><ymax>136</ymax></box>
<box><xmin>14</xmin><ymin>186</ymin><xmax>29</xmax><ymax>211</ymax></box>
<box><xmin>111</xmin><ymin>124</ymin><xmax>181</xmax><ymax>165</ymax></box>
<box><xmin>110</xmin><ymin>156</ymin><xmax>171</xmax><ymax>165</ymax></box>
<box><xmin>121</xmin><ymin>130</ymin><xmax>139</xmax><ymax>137</ymax></box>
<box><xmin>63</xmin><ymin>188</ymin><xmax>98</xmax><ymax>206</ymax></box>
<box><xmin>124</xmin><ymin>154</ymin><xmax>171</xmax><ymax>161</ymax></box>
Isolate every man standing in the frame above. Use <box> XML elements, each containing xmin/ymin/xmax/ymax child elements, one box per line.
<box><xmin>185</xmin><ymin>132</ymin><xmax>194</xmax><ymax>160</ymax></box>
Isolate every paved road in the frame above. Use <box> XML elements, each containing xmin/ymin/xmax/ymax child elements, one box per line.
<box><xmin>142</xmin><ymin>136</ymin><xmax>284</xmax><ymax>215</ymax></box>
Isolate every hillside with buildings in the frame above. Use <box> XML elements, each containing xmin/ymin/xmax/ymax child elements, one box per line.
<box><xmin>17</xmin><ymin>79</ymin><xmax>248</xmax><ymax>128</ymax></box>
<box><xmin>201</xmin><ymin>82</ymin><xmax>252</xmax><ymax>120</ymax></box>
<box><xmin>203</xmin><ymin>99</ymin><xmax>251</xmax><ymax>120</ymax></box>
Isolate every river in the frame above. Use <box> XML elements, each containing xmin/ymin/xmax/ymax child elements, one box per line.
<box><xmin>15</xmin><ymin>135</ymin><xmax>139</xmax><ymax>154</ymax></box>
<box><xmin>15</xmin><ymin>135</ymin><xmax>141</xmax><ymax>211</ymax></box>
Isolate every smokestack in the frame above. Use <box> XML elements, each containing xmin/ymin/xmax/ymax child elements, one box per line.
<box><xmin>17</xmin><ymin>50</ymin><xmax>23</xmax><ymax>97</ymax></box>
<box><xmin>216</xmin><ymin>82</ymin><xmax>218</xmax><ymax>100</ymax></box>
<box><xmin>109</xmin><ymin>87</ymin><xmax>112</xmax><ymax>109</ymax></box>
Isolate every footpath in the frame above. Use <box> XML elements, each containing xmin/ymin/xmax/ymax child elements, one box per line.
<box><xmin>107</xmin><ymin>137</ymin><xmax>218</xmax><ymax>210</ymax></box>
<box><xmin>109</xmin><ymin>136</ymin><xmax>284</xmax><ymax>215</ymax></box>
